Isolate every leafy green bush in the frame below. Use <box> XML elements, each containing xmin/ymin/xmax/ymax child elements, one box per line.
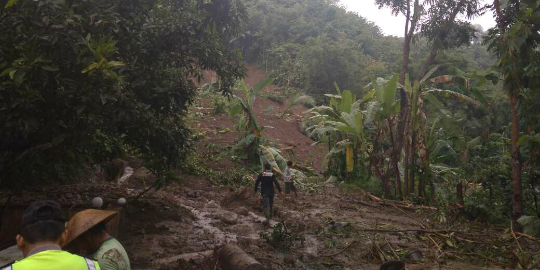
<box><xmin>209</xmin><ymin>168</ymin><xmax>252</xmax><ymax>190</ymax></box>
<box><xmin>213</xmin><ymin>95</ymin><xmax>228</xmax><ymax>115</ymax></box>
<box><xmin>259</xmin><ymin>220</ymin><xmax>302</xmax><ymax>251</ymax></box>
<box><xmin>0</xmin><ymin>0</ymin><xmax>246</xmax><ymax>187</ymax></box>
<box><xmin>518</xmin><ymin>216</ymin><xmax>540</xmax><ymax>237</ymax></box>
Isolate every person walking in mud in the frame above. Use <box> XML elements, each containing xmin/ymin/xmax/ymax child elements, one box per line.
<box><xmin>283</xmin><ymin>160</ymin><xmax>298</xmax><ymax>198</ymax></box>
<box><xmin>255</xmin><ymin>163</ymin><xmax>283</xmax><ymax>224</ymax></box>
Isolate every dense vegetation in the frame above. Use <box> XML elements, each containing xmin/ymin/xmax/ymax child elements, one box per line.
<box><xmin>234</xmin><ymin>0</ymin><xmax>540</xmax><ymax>229</ymax></box>
<box><xmin>2</xmin><ymin>0</ymin><xmax>540</xmax><ymax>234</ymax></box>
<box><xmin>0</xmin><ymin>0</ymin><xmax>246</xmax><ymax>187</ymax></box>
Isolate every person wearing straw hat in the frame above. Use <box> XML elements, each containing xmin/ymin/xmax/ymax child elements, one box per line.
<box><xmin>64</xmin><ymin>209</ymin><xmax>130</xmax><ymax>270</ymax></box>
<box><xmin>2</xmin><ymin>200</ymin><xmax>101</xmax><ymax>270</ymax></box>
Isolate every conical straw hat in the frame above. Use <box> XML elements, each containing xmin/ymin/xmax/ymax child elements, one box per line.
<box><xmin>64</xmin><ymin>209</ymin><xmax>118</xmax><ymax>247</ymax></box>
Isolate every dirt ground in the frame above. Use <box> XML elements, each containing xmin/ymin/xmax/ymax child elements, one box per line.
<box><xmin>0</xmin><ymin>66</ymin><xmax>519</xmax><ymax>270</ymax></box>
<box><xmin>119</xmin><ymin>175</ymin><xmax>506</xmax><ymax>270</ymax></box>
<box><xmin>191</xmin><ymin>65</ymin><xmax>327</xmax><ymax>172</ymax></box>
<box><xmin>117</xmin><ymin>66</ymin><xmax>507</xmax><ymax>270</ymax></box>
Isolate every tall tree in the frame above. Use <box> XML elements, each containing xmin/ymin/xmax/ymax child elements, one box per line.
<box><xmin>0</xmin><ymin>0</ymin><xmax>246</xmax><ymax>186</ymax></box>
<box><xmin>418</xmin><ymin>0</ymin><xmax>484</xmax><ymax>79</ymax></box>
<box><xmin>375</xmin><ymin>0</ymin><xmax>421</xmax><ymax>84</ymax></box>
<box><xmin>485</xmin><ymin>0</ymin><xmax>540</xmax><ymax>227</ymax></box>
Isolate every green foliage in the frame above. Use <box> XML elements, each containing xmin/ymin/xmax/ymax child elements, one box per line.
<box><xmin>229</xmin><ymin>78</ymin><xmax>274</xmax><ymax>159</ymax></box>
<box><xmin>213</xmin><ymin>95</ymin><xmax>228</xmax><ymax>115</ymax></box>
<box><xmin>0</xmin><ymin>0</ymin><xmax>246</xmax><ymax>186</ymax></box>
<box><xmin>238</xmin><ymin>0</ymin><xmax>402</xmax><ymax>97</ymax></box>
<box><xmin>281</xmin><ymin>91</ymin><xmax>315</xmax><ymax>118</ymax></box>
<box><xmin>259</xmin><ymin>220</ymin><xmax>302</xmax><ymax>251</ymax></box>
<box><xmin>518</xmin><ymin>216</ymin><xmax>540</xmax><ymax>237</ymax></box>
<box><xmin>209</xmin><ymin>168</ymin><xmax>253</xmax><ymax>190</ymax></box>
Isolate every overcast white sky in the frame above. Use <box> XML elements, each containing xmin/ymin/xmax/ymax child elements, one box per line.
<box><xmin>339</xmin><ymin>0</ymin><xmax>496</xmax><ymax>37</ymax></box>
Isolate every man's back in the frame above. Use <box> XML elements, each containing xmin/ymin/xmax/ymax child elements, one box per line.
<box><xmin>8</xmin><ymin>250</ymin><xmax>100</xmax><ymax>270</ymax></box>
<box><xmin>255</xmin><ymin>171</ymin><xmax>281</xmax><ymax>195</ymax></box>
<box><xmin>91</xmin><ymin>237</ymin><xmax>130</xmax><ymax>270</ymax></box>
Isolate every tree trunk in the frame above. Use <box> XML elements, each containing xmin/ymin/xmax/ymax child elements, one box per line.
<box><xmin>219</xmin><ymin>244</ymin><xmax>264</xmax><ymax>270</ymax></box>
<box><xmin>456</xmin><ymin>181</ymin><xmax>464</xmax><ymax>206</ymax></box>
<box><xmin>509</xmin><ymin>91</ymin><xmax>523</xmax><ymax>227</ymax></box>
<box><xmin>430</xmin><ymin>181</ymin><xmax>436</xmax><ymax>205</ymax></box>
<box><xmin>388</xmin><ymin>118</ymin><xmax>403</xmax><ymax>199</ymax></box>
<box><xmin>419</xmin><ymin>43</ymin><xmax>439</xmax><ymax>80</ymax></box>
<box><xmin>373</xmin><ymin>133</ymin><xmax>393</xmax><ymax>199</ymax></box>
<box><xmin>400</xmin><ymin>37</ymin><xmax>412</xmax><ymax>84</ymax></box>
<box><xmin>409</xmin><ymin>129</ymin><xmax>417</xmax><ymax>194</ymax></box>
<box><xmin>404</xmin><ymin>133</ymin><xmax>410</xmax><ymax>197</ymax></box>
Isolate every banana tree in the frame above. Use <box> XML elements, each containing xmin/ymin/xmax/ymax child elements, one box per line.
<box><xmin>365</xmin><ymin>75</ymin><xmax>403</xmax><ymax>198</ymax></box>
<box><xmin>407</xmin><ymin>66</ymin><xmax>489</xmax><ymax>200</ymax></box>
<box><xmin>229</xmin><ymin>78</ymin><xmax>274</xmax><ymax>159</ymax></box>
<box><xmin>306</xmin><ymin>84</ymin><xmax>371</xmax><ymax>180</ymax></box>
<box><xmin>280</xmin><ymin>92</ymin><xmax>315</xmax><ymax>118</ymax></box>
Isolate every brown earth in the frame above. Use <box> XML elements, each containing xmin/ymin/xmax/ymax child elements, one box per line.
<box><xmin>190</xmin><ymin>65</ymin><xmax>326</xmax><ymax>172</ymax></box>
<box><xmin>0</xmin><ymin>66</ymin><xmax>520</xmax><ymax>270</ymax></box>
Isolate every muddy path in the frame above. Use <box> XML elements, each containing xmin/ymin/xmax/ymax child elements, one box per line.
<box><xmin>118</xmin><ymin>66</ymin><xmax>503</xmax><ymax>269</ymax></box>
<box><xmin>120</xmin><ymin>175</ymin><xmax>501</xmax><ymax>270</ymax></box>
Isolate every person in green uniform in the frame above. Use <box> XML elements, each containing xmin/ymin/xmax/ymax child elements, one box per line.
<box><xmin>3</xmin><ymin>200</ymin><xmax>101</xmax><ymax>270</ymax></box>
<box><xmin>64</xmin><ymin>209</ymin><xmax>130</xmax><ymax>270</ymax></box>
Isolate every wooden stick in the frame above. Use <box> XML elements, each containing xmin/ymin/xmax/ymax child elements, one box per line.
<box><xmin>320</xmin><ymin>240</ymin><xmax>358</xmax><ymax>257</ymax></box>
<box><xmin>511</xmin><ymin>223</ymin><xmax>523</xmax><ymax>251</ymax></box>
<box><xmin>427</xmin><ymin>234</ymin><xmax>442</xmax><ymax>256</ymax></box>
<box><xmin>516</xmin><ymin>232</ymin><xmax>540</xmax><ymax>243</ymax></box>
<box><xmin>385</xmin><ymin>237</ymin><xmax>400</xmax><ymax>260</ymax></box>
<box><xmin>447</xmin><ymin>252</ymin><xmax>505</xmax><ymax>266</ymax></box>
<box><xmin>356</xmin><ymin>228</ymin><xmax>460</xmax><ymax>234</ymax></box>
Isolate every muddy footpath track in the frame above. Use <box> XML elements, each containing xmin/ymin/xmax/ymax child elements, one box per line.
<box><xmin>119</xmin><ymin>67</ymin><xmax>501</xmax><ymax>269</ymax></box>
<box><xmin>119</xmin><ymin>177</ymin><xmax>499</xmax><ymax>270</ymax></box>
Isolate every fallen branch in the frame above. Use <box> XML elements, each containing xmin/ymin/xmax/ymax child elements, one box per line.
<box><xmin>320</xmin><ymin>240</ymin><xmax>358</xmax><ymax>257</ymax></box>
<box><xmin>510</xmin><ymin>223</ymin><xmax>523</xmax><ymax>252</ymax></box>
<box><xmin>356</xmin><ymin>228</ymin><xmax>460</xmax><ymax>234</ymax></box>
<box><xmin>446</xmin><ymin>251</ymin><xmax>505</xmax><ymax>267</ymax></box>
<box><xmin>516</xmin><ymin>232</ymin><xmax>540</xmax><ymax>243</ymax></box>
<box><xmin>385</xmin><ymin>237</ymin><xmax>400</xmax><ymax>260</ymax></box>
<box><xmin>218</xmin><ymin>244</ymin><xmax>264</xmax><ymax>270</ymax></box>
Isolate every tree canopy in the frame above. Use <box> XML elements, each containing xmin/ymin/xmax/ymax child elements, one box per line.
<box><xmin>0</xmin><ymin>0</ymin><xmax>246</xmax><ymax>186</ymax></box>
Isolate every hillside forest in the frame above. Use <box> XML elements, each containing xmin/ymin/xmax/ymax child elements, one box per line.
<box><xmin>2</xmin><ymin>0</ymin><xmax>540</xmax><ymax>269</ymax></box>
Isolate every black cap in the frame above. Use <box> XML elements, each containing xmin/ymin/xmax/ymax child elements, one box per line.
<box><xmin>22</xmin><ymin>200</ymin><xmax>65</xmax><ymax>228</ymax></box>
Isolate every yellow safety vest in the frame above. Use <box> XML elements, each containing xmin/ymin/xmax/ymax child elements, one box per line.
<box><xmin>3</xmin><ymin>250</ymin><xmax>101</xmax><ymax>270</ymax></box>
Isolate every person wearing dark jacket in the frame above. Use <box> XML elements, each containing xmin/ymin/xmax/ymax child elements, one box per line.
<box><xmin>255</xmin><ymin>163</ymin><xmax>283</xmax><ymax>223</ymax></box>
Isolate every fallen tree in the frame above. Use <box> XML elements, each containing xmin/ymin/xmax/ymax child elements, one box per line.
<box><xmin>218</xmin><ymin>244</ymin><xmax>264</xmax><ymax>270</ymax></box>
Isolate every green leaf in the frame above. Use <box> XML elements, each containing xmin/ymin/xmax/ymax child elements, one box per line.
<box><xmin>5</xmin><ymin>0</ymin><xmax>21</xmax><ymax>8</ymax></box>
<box><xmin>252</xmin><ymin>77</ymin><xmax>274</xmax><ymax>96</ymax></box>
<box><xmin>0</xmin><ymin>67</ymin><xmax>15</xmax><ymax>77</ymax></box>
<box><xmin>333</xmin><ymin>82</ymin><xmax>341</xmax><ymax>95</ymax></box>
<box><xmin>105</xmin><ymin>61</ymin><xmax>125</xmax><ymax>68</ymax></box>
<box><xmin>239</xmin><ymin>80</ymin><xmax>249</xmax><ymax>97</ymax></box>
<box><xmin>421</xmin><ymin>65</ymin><xmax>440</xmax><ymax>85</ymax></box>
<box><xmin>365</xmin><ymin>101</ymin><xmax>380</xmax><ymax>124</ymax></box>
<box><xmin>229</xmin><ymin>102</ymin><xmax>242</xmax><ymax>116</ymax></box>
<box><xmin>14</xmin><ymin>70</ymin><xmax>26</xmax><ymax>87</ymax></box>
<box><xmin>82</xmin><ymin>62</ymin><xmax>99</xmax><ymax>73</ymax></box>
<box><xmin>470</xmin><ymin>88</ymin><xmax>490</xmax><ymax>108</ymax></box>
<box><xmin>42</xmin><ymin>66</ymin><xmax>59</xmax><ymax>72</ymax></box>
<box><xmin>340</xmin><ymin>90</ymin><xmax>354</xmax><ymax>113</ymax></box>
<box><xmin>382</xmin><ymin>75</ymin><xmax>398</xmax><ymax>114</ymax></box>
